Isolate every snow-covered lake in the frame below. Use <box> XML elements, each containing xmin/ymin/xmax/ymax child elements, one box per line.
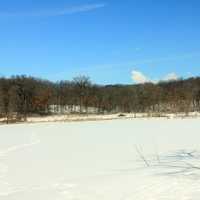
<box><xmin>0</xmin><ymin>118</ymin><xmax>200</xmax><ymax>199</ymax></box>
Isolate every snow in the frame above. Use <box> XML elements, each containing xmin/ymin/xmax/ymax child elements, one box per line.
<box><xmin>0</xmin><ymin>118</ymin><xmax>200</xmax><ymax>199</ymax></box>
<box><xmin>1</xmin><ymin>112</ymin><xmax>200</xmax><ymax>124</ymax></box>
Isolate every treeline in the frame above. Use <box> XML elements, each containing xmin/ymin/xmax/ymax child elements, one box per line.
<box><xmin>0</xmin><ymin>75</ymin><xmax>200</xmax><ymax>122</ymax></box>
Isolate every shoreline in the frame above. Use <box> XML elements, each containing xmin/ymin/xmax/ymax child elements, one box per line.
<box><xmin>0</xmin><ymin>112</ymin><xmax>200</xmax><ymax>125</ymax></box>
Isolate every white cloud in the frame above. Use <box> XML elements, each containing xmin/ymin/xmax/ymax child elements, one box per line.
<box><xmin>0</xmin><ymin>3</ymin><xmax>106</xmax><ymax>17</ymax></box>
<box><xmin>163</xmin><ymin>73</ymin><xmax>178</xmax><ymax>81</ymax></box>
<box><xmin>131</xmin><ymin>70</ymin><xmax>149</xmax><ymax>84</ymax></box>
<box><xmin>131</xmin><ymin>70</ymin><xmax>179</xmax><ymax>84</ymax></box>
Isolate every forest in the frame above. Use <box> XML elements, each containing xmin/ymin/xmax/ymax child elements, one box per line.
<box><xmin>0</xmin><ymin>75</ymin><xmax>200</xmax><ymax>122</ymax></box>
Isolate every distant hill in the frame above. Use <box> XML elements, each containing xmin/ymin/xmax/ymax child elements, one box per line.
<box><xmin>0</xmin><ymin>75</ymin><xmax>200</xmax><ymax>122</ymax></box>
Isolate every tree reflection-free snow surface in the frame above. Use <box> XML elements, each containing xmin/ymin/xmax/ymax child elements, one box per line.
<box><xmin>0</xmin><ymin>119</ymin><xmax>200</xmax><ymax>200</ymax></box>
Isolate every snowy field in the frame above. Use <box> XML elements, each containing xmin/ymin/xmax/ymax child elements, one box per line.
<box><xmin>0</xmin><ymin>118</ymin><xmax>200</xmax><ymax>199</ymax></box>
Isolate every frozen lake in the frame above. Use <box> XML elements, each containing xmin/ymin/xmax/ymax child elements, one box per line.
<box><xmin>0</xmin><ymin>118</ymin><xmax>200</xmax><ymax>199</ymax></box>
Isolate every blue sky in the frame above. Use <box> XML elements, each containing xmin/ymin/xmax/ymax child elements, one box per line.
<box><xmin>0</xmin><ymin>0</ymin><xmax>200</xmax><ymax>84</ymax></box>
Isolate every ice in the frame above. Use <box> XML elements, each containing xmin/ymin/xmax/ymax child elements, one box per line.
<box><xmin>0</xmin><ymin>118</ymin><xmax>200</xmax><ymax>199</ymax></box>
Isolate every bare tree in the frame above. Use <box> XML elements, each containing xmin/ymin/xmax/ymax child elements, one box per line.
<box><xmin>72</xmin><ymin>75</ymin><xmax>92</xmax><ymax>113</ymax></box>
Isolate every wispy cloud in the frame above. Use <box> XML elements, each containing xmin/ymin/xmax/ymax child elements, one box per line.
<box><xmin>131</xmin><ymin>52</ymin><xmax>200</xmax><ymax>65</ymax></box>
<box><xmin>0</xmin><ymin>3</ymin><xmax>106</xmax><ymax>17</ymax></box>
<box><xmin>131</xmin><ymin>70</ymin><xmax>179</xmax><ymax>84</ymax></box>
<box><xmin>135</xmin><ymin>47</ymin><xmax>142</xmax><ymax>52</ymax></box>
<box><xmin>85</xmin><ymin>52</ymin><xmax>200</xmax><ymax>71</ymax></box>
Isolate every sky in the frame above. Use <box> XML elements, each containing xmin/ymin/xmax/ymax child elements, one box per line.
<box><xmin>0</xmin><ymin>0</ymin><xmax>200</xmax><ymax>84</ymax></box>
